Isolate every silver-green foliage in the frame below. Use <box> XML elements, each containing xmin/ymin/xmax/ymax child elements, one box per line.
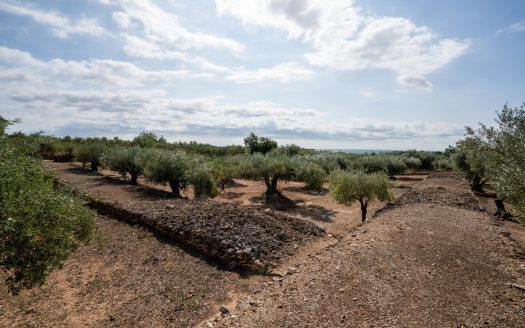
<box><xmin>140</xmin><ymin>149</ymin><xmax>190</xmax><ymax>196</ymax></box>
<box><xmin>463</xmin><ymin>104</ymin><xmax>525</xmax><ymax>218</ymax></box>
<box><xmin>101</xmin><ymin>146</ymin><xmax>143</xmax><ymax>184</ymax></box>
<box><xmin>185</xmin><ymin>159</ymin><xmax>218</xmax><ymax>198</ymax></box>
<box><xmin>297</xmin><ymin>160</ymin><xmax>327</xmax><ymax>191</ymax></box>
<box><xmin>329</xmin><ymin>169</ymin><xmax>392</xmax><ymax>221</ymax></box>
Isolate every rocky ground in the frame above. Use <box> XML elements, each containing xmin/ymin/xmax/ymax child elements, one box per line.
<box><xmin>210</xmin><ymin>174</ymin><xmax>525</xmax><ymax>328</ymax></box>
<box><xmin>2</xmin><ymin>164</ymin><xmax>524</xmax><ymax>328</ymax></box>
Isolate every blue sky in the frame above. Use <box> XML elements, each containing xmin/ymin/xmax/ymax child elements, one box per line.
<box><xmin>0</xmin><ymin>0</ymin><xmax>524</xmax><ymax>150</ymax></box>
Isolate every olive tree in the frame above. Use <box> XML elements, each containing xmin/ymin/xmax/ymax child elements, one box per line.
<box><xmin>140</xmin><ymin>149</ymin><xmax>190</xmax><ymax>197</ymax></box>
<box><xmin>101</xmin><ymin>146</ymin><xmax>143</xmax><ymax>184</ymax></box>
<box><xmin>241</xmin><ymin>153</ymin><xmax>296</xmax><ymax>196</ymax></box>
<box><xmin>296</xmin><ymin>160</ymin><xmax>327</xmax><ymax>191</ymax></box>
<box><xmin>74</xmin><ymin>143</ymin><xmax>105</xmax><ymax>171</ymax></box>
<box><xmin>329</xmin><ymin>170</ymin><xmax>392</xmax><ymax>222</ymax></box>
<box><xmin>244</xmin><ymin>132</ymin><xmax>278</xmax><ymax>155</ymax></box>
<box><xmin>211</xmin><ymin>156</ymin><xmax>241</xmax><ymax>192</ymax></box>
<box><xmin>461</xmin><ymin>103</ymin><xmax>525</xmax><ymax>219</ymax></box>
<box><xmin>185</xmin><ymin>160</ymin><xmax>218</xmax><ymax>198</ymax></box>
<box><xmin>452</xmin><ymin>137</ymin><xmax>487</xmax><ymax>192</ymax></box>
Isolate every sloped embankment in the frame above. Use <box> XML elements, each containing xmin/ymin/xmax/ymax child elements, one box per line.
<box><xmin>89</xmin><ymin>198</ymin><xmax>325</xmax><ymax>270</ymax></box>
<box><xmin>374</xmin><ymin>179</ymin><xmax>486</xmax><ymax>218</ymax></box>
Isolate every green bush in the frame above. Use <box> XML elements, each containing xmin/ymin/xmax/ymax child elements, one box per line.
<box><xmin>329</xmin><ymin>169</ymin><xmax>392</xmax><ymax>222</ymax></box>
<box><xmin>102</xmin><ymin>146</ymin><xmax>143</xmax><ymax>184</ymax></box>
<box><xmin>0</xmin><ymin>122</ymin><xmax>95</xmax><ymax>293</ymax></box>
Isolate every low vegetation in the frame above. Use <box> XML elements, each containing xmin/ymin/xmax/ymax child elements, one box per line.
<box><xmin>0</xmin><ymin>117</ymin><xmax>95</xmax><ymax>294</ymax></box>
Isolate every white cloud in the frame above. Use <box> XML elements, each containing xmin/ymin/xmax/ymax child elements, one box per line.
<box><xmin>397</xmin><ymin>75</ymin><xmax>433</xmax><ymax>91</ymax></box>
<box><xmin>216</xmin><ymin>0</ymin><xmax>469</xmax><ymax>90</ymax></box>
<box><xmin>497</xmin><ymin>21</ymin><xmax>525</xmax><ymax>35</ymax></box>
<box><xmin>101</xmin><ymin>0</ymin><xmax>244</xmax><ymax>59</ymax></box>
<box><xmin>225</xmin><ymin>62</ymin><xmax>313</xmax><ymax>83</ymax></box>
<box><xmin>0</xmin><ymin>46</ymin><xmax>208</xmax><ymax>88</ymax></box>
<box><xmin>0</xmin><ymin>0</ymin><xmax>106</xmax><ymax>38</ymax></box>
<box><xmin>4</xmin><ymin>86</ymin><xmax>463</xmax><ymax>142</ymax></box>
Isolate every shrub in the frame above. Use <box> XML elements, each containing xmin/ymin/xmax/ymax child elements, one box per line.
<box><xmin>329</xmin><ymin>170</ymin><xmax>392</xmax><ymax>222</ymax></box>
<box><xmin>0</xmin><ymin>119</ymin><xmax>95</xmax><ymax>293</ymax></box>
<box><xmin>101</xmin><ymin>146</ymin><xmax>143</xmax><ymax>184</ymax></box>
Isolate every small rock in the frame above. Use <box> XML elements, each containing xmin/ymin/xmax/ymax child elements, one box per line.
<box><xmin>249</xmin><ymin>301</ymin><xmax>258</xmax><ymax>307</ymax></box>
<box><xmin>287</xmin><ymin>267</ymin><xmax>298</xmax><ymax>275</ymax></box>
<box><xmin>272</xmin><ymin>277</ymin><xmax>283</xmax><ymax>282</ymax></box>
<box><xmin>339</xmin><ymin>288</ymin><xmax>345</xmax><ymax>293</ymax></box>
<box><xmin>219</xmin><ymin>305</ymin><xmax>230</xmax><ymax>315</ymax></box>
<box><xmin>353</xmin><ymin>297</ymin><xmax>358</xmax><ymax>301</ymax></box>
<box><xmin>206</xmin><ymin>322</ymin><xmax>214</xmax><ymax>328</ymax></box>
<box><xmin>165</xmin><ymin>204</ymin><xmax>175</xmax><ymax>209</ymax></box>
<box><xmin>478</xmin><ymin>205</ymin><xmax>487</xmax><ymax>212</ymax></box>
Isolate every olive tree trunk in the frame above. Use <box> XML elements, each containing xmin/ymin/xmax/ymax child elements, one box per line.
<box><xmin>358</xmin><ymin>197</ymin><xmax>368</xmax><ymax>222</ymax></box>
<box><xmin>168</xmin><ymin>179</ymin><xmax>181</xmax><ymax>197</ymax></box>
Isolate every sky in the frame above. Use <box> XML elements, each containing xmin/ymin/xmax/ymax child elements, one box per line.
<box><xmin>0</xmin><ymin>0</ymin><xmax>524</xmax><ymax>150</ymax></box>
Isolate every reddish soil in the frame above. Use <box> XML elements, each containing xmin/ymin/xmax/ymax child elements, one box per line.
<box><xmin>2</xmin><ymin>163</ymin><xmax>523</xmax><ymax>328</ymax></box>
<box><xmin>213</xmin><ymin>173</ymin><xmax>525</xmax><ymax>328</ymax></box>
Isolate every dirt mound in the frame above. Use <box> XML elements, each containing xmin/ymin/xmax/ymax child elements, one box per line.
<box><xmin>88</xmin><ymin>198</ymin><xmax>325</xmax><ymax>270</ymax></box>
<box><xmin>374</xmin><ymin>186</ymin><xmax>485</xmax><ymax>218</ymax></box>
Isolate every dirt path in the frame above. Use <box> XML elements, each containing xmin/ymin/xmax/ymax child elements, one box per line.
<box><xmin>210</xmin><ymin>175</ymin><xmax>525</xmax><ymax>328</ymax></box>
<box><xmin>0</xmin><ymin>215</ymin><xmax>265</xmax><ymax>328</ymax></box>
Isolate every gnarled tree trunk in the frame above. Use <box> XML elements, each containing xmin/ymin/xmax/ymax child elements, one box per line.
<box><xmin>169</xmin><ymin>179</ymin><xmax>181</xmax><ymax>197</ymax></box>
<box><xmin>359</xmin><ymin>197</ymin><xmax>368</xmax><ymax>222</ymax></box>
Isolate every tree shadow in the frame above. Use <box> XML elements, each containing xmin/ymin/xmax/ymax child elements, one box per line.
<box><xmin>393</xmin><ymin>176</ymin><xmax>425</xmax><ymax>181</ymax></box>
<box><xmin>220</xmin><ymin>191</ymin><xmax>244</xmax><ymax>199</ymax></box>
<box><xmin>289</xmin><ymin>200</ymin><xmax>337</xmax><ymax>223</ymax></box>
<box><xmin>283</xmin><ymin>185</ymin><xmax>329</xmax><ymax>196</ymax></box>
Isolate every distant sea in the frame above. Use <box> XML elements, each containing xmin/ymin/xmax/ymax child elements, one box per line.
<box><xmin>321</xmin><ymin>149</ymin><xmax>396</xmax><ymax>154</ymax></box>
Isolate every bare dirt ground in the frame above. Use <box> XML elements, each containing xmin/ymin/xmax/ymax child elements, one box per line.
<box><xmin>0</xmin><ymin>215</ymin><xmax>264</xmax><ymax>328</ymax></box>
<box><xmin>2</xmin><ymin>163</ymin><xmax>524</xmax><ymax>328</ymax></box>
<box><xmin>211</xmin><ymin>173</ymin><xmax>525</xmax><ymax>328</ymax></box>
